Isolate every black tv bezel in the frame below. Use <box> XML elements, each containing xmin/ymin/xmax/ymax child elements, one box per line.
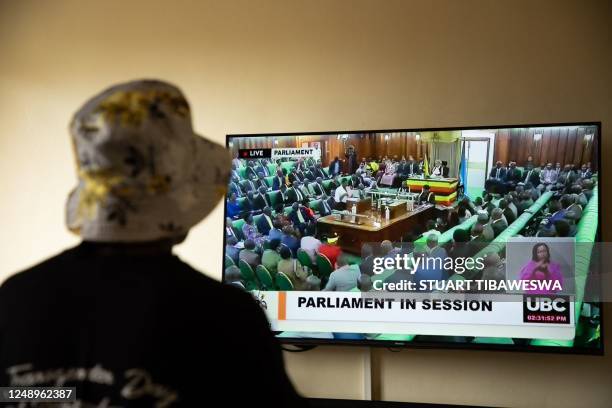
<box><xmin>223</xmin><ymin>121</ymin><xmax>603</xmax><ymax>355</ymax></box>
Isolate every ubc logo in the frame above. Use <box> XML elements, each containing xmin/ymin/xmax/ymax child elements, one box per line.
<box><xmin>525</xmin><ymin>296</ymin><xmax>567</xmax><ymax>312</ymax></box>
<box><xmin>523</xmin><ymin>295</ymin><xmax>571</xmax><ymax>324</ymax></box>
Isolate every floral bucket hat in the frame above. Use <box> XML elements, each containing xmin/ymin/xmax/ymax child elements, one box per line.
<box><xmin>66</xmin><ymin>79</ymin><xmax>230</xmax><ymax>242</ymax></box>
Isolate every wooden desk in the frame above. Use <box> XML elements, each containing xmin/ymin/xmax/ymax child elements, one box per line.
<box><xmin>317</xmin><ymin>204</ymin><xmax>434</xmax><ymax>254</ymax></box>
<box><xmin>346</xmin><ymin>197</ymin><xmax>371</xmax><ymax>214</ymax></box>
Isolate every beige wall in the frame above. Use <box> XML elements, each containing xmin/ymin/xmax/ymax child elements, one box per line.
<box><xmin>1</xmin><ymin>0</ymin><xmax>610</xmax><ymax>406</ymax></box>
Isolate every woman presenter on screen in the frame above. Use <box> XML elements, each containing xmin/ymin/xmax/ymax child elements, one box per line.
<box><xmin>518</xmin><ymin>242</ymin><xmax>564</xmax><ymax>294</ymax></box>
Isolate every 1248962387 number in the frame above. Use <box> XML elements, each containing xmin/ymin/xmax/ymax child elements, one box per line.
<box><xmin>0</xmin><ymin>387</ymin><xmax>76</xmax><ymax>402</ymax></box>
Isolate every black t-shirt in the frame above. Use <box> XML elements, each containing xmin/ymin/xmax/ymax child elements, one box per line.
<box><xmin>0</xmin><ymin>243</ymin><xmax>305</xmax><ymax>407</ymax></box>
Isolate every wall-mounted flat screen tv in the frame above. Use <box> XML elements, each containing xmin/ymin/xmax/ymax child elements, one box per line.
<box><xmin>223</xmin><ymin>123</ymin><xmax>602</xmax><ymax>354</ymax></box>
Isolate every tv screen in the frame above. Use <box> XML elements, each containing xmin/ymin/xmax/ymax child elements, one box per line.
<box><xmin>223</xmin><ymin>123</ymin><xmax>602</xmax><ymax>354</ymax></box>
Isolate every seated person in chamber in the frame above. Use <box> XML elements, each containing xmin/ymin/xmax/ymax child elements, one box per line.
<box><xmin>242</xmin><ymin>175</ymin><xmax>258</xmax><ymax>193</ymax></box>
<box><xmin>506</xmin><ymin>193</ymin><xmax>519</xmax><ymax>217</ymax></box>
<box><xmin>355</xmin><ymin>168</ymin><xmax>373</xmax><ymax>187</ymax></box>
<box><xmin>552</xmin><ymin>219</ymin><xmax>572</xmax><ymax>238</ymax></box>
<box><xmin>490</xmin><ymin>208</ymin><xmax>508</xmax><ymax>238</ymax></box>
<box><xmin>364</xmin><ymin>180</ymin><xmax>378</xmax><ymax>194</ymax></box>
<box><xmin>357</xmin><ymin>274</ymin><xmax>374</xmax><ymax>292</ymax></box>
<box><xmin>253</xmin><ymin>186</ymin><xmax>272</xmax><ymax>211</ymax></box>
<box><xmin>225</xmin><ymin>236</ymin><xmax>241</xmax><ymax>265</ymax></box>
<box><xmin>228</xmin><ymin>174</ymin><xmax>243</xmax><ymax>198</ymax></box>
<box><xmin>480</xmin><ymin>253</ymin><xmax>505</xmax><ymax>288</ymax></box>
<box><xmin>242</xmin><ymin>213</ymin><xmax>265</xmax><ymax>245</ymax></box>
<box><xmin>274</xmin><ymin>204</ymin><xmax>292</xmax><ymax>229</ymax></box>
<box><xmin>232</xmin><ymin>151</ymin><xmax>243</xmax><ymax>168</ymax></box>
<box><xmin>522</xmin><ymin>163</ymin><xmax>540</xmax><ymax>186</ymax></box>
<box><xmin>355</xmin><ymin>183</ymin><xmax>367</xmax><ymax>199</ymax></box>
<box><xmin>367</xmin><ymin>158</ymin><xmax>379</xmax><ymax>174</ymax></box>
<box><xmin>298</xmin><ymin>179</ymin><xmax>312</xmax><ymax>198</ymax></box>
<box><xmin>411</xmin><ymin>247</ymin><xmax>448</xmax><ymax>290</ymax></box>
<box><xmin>277</xmin><ymin>184</ymin><xmax>288</xmax><ymax>205</ymax></box>
<box><xmin>579</xmin><ymin>163</ymin><xmax>593</xmax><ymax>179</ymax></box>
<box><xmin>255</xmin><ymin>158</ymin><xmax>271</xmax><ymax>177</ymax></box>
<box><xmin>457</xmin><ymin>205</ymin><xmax>471</xmax><ymax>224</ymax></box>
<box><xmin>271</xmin><ymin>168</ymin><xmax>286</xmax><ymax>190</ymax></box>
<box><xmin>416</xmin><ymin>184</ymin><xmax>436</xmax><ymax>205</ymax></box>
<box><xmin>470</xmin><ymin>224</ymin><xmax>489</xmax><ymax>255</ymax></box>
<box><xmin>242</xmin><ymin>191</ymin><xmax>257</xmax><ymax>214</ymax></box>
<box><xmin>441</xmin><ymin>160</ymin><xmax>450</xmax><ymax>177</ymax></box>
<box><xmin>278</xmin><ymin>246</ymin><xmax>309</xmax><ymax>290</ymax></box>
<box><xmin>318</xmin><ymin>236</ymin><xmax>342</xmax><ymax>268</ymax></box>
<box><xmin>566</xmin><ymin>193</ymin><xmax>584</xmax><ymax>220</ymax></box>
<box><xmin>224</xmin><ymin>265</ymin><xmax>245</xmax><ymax>290</ymax></box>
<box><xmin>435</xmin><ymin>216</ymin><xmax>448</xmax><ymax>232</ymax></box>
<box><xmin>378</xmin><ymin>158</ymin><xmax>397</xmax><ymax>186</ymax></box>
<box><xmin>256</xmin><ymin>206</ymin><xmax>275</xmax><ymax>235</ymax></box>
<box><xmin>281</xmin><ymin>225</ymin><xmax>301</xmax><ymax>257</ymax></box>
<box><xmin>289</xmin><ymin>202</ymin><xmax>314</xmax><ymax>235</ymax></box>
<box><xmin>305</xmin><ymin>275</ymin><xmax>322</xmax><ymax>291</ymax></box>
<box><xmin>226</xmin><ymin>192</ymin><xmax>242</xmax><ymax>219</ymax></box>
<box><xmin>477</xmin><ymin>212</ymin><xmax>495</xmax><ymax>241</ymax></box>
<box><xmin>498</xmin><ymin>199</ymin><xmax>516</xmax><ymax>224</ymax></box>
<box><xmin>448</xmin><ymin>229</ymin><xmax>471</xmax><ymax>260</ymax></box>
<box><xmin>472</xmin><ymin>196</ymin><xmax>484</xmax><ymax>212</ymax></box>
<box><xmin>396</xmin><ymin>157</ymin><xmax>408</xmax><ymax>179</ymax></box>
<box><xmin>225</xmin><ymin>217</ymin><xmax>240</xmax><ymax>241</ymax></box>
<box><xmin>504</xmin><ymin>161</ymin><xmax>521</xmax><ymax>191</ymax></box>
<box><xmin>318</xmin><ymin>194</ymin><xmax>335</xmax><ymax>216</ymax></box>
<box><xmin>445</xmin><ymin>208</ymin><xmax>459</xmax><ymax>229</ymax></box>
<box><xmin>384</xmin><ymin>262</ymin><xmax>415</xmax><ymax>292</ymax></box>
<box><xmin>485</xmin><ymin>160</ymin><xmax>507</xmax><ymax>193</ymax></box>
<box><xmin>261</xmin><ymin>238</ymin><xmax>282</xmax><ymax>275</ymax></box>
<box><xmin>239</xmin><ymin>239</ymin><xmax>261</xmax><ymax>269</ymax></box>
<box><xmin>430</xmin><ymin>159</ymin><xmax>447</xmax><ymax>177</ymax></box>
<box><xmin>255</xmin><ymin>172</ymin><xmax>268</xmax><ymax>190</ymax></box>
<box><xmin>301</xmin><ymin>198</ymin><xmax>316</xmax><ymax>218</ymax></box>
<box><xmin>300</xmin><ymin>224</ymin><xmax>322</xmax><ymax>263</ymax></box>
<box><xmin>268</xmin><ymin>219</ymin><xmax>284</xmax><ymax>242</ymax></box>
<box><xmin>314</xmin><ymin>162</ymin><xmax>327</xmax><ymax>179</ymax></box>
<box><xmin>417</xmin><ymin>156</ymin><xmax>425</xmax><ymax>172</ymax></box>
<box><xmin>380</xmin><ymin>240</ymin><xmax>401</xmax><ymax>259</ymax></box>
<box><xmin>285</xmin><ymin>181</ymin><xmax>306</xmax><ymax>204</ymax></box>
<box><xmin>334</xmin><ymin>179</ymin><xmax>349</xmax><ymax>209</ymax></box>
<box><xmin>426</xmin><ymin>234</ymin><xmax>447</xmax><ymax>260</ymax></box>
<box><xmin>245</xmin><ymin>160</ymin><xmax>258</xmax><ymax>179</ymax></box>
<box><xmin>309</xmin><ymin>177</ymin><xmax>326</xmax><ymax>197</ymax></box>
<box><xmin>294</xmin><ymin>164</ymin><xmax>307</xmax><ymax>182</ymax></box>
<box><xmin>519</xmin><ymin>242</ymin><xmax>563</xmax><ymax>294</ymax></box>
<box><xmin>538</xmin><ymin>162</ymin><xmax>558</xmax><ymax>191</ymax></box>
<box><xmin>323</xmin><ymin>254</ymin><xmax>359</xmax><ymax>292</ymax></box>
<box><xmin>422</xmin><ymin>219</ymin><xmax>441</xmax><ymax>239</ymax></box>
<box><xmin>305</xmin><ymin>166</ymin><xmax>318</xmax><ymax>181</ymax></box>
<box><xmin>481</xmin><ymin>193</ymin><xmax>496</xmax><ymax>215</ymax></box>
<box><xmin>358</xmin><ymin>157</ymin><xmax>368</xmax><ymax>172</ymax></box>
<box><xmin>406</xmin><ymin>155</ymin><xmax>420</xmax><ymax>175</ymax></box>
<box><xmin>543</xmin><ymin>199</ymin><xmax>566</xmax><ymax>227</ymax></box>
<box><xmin>517</xmin><ymin>190</ymin><xmax>535</xmax><ymax>215</ymax></box>
<box><xmin>287</xmin><ymin>168</ymin><xmax>302</xmax><ymax>184</ymax></box>
<box><xmin>359</xmin><ymin>244</ymin><xmax>375</xmax><ymax>276</ymax></box>
<box><xmin>295</xmin><ymin>157</ymin><xmax>306</xmax><ymax>172</ymax></box>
